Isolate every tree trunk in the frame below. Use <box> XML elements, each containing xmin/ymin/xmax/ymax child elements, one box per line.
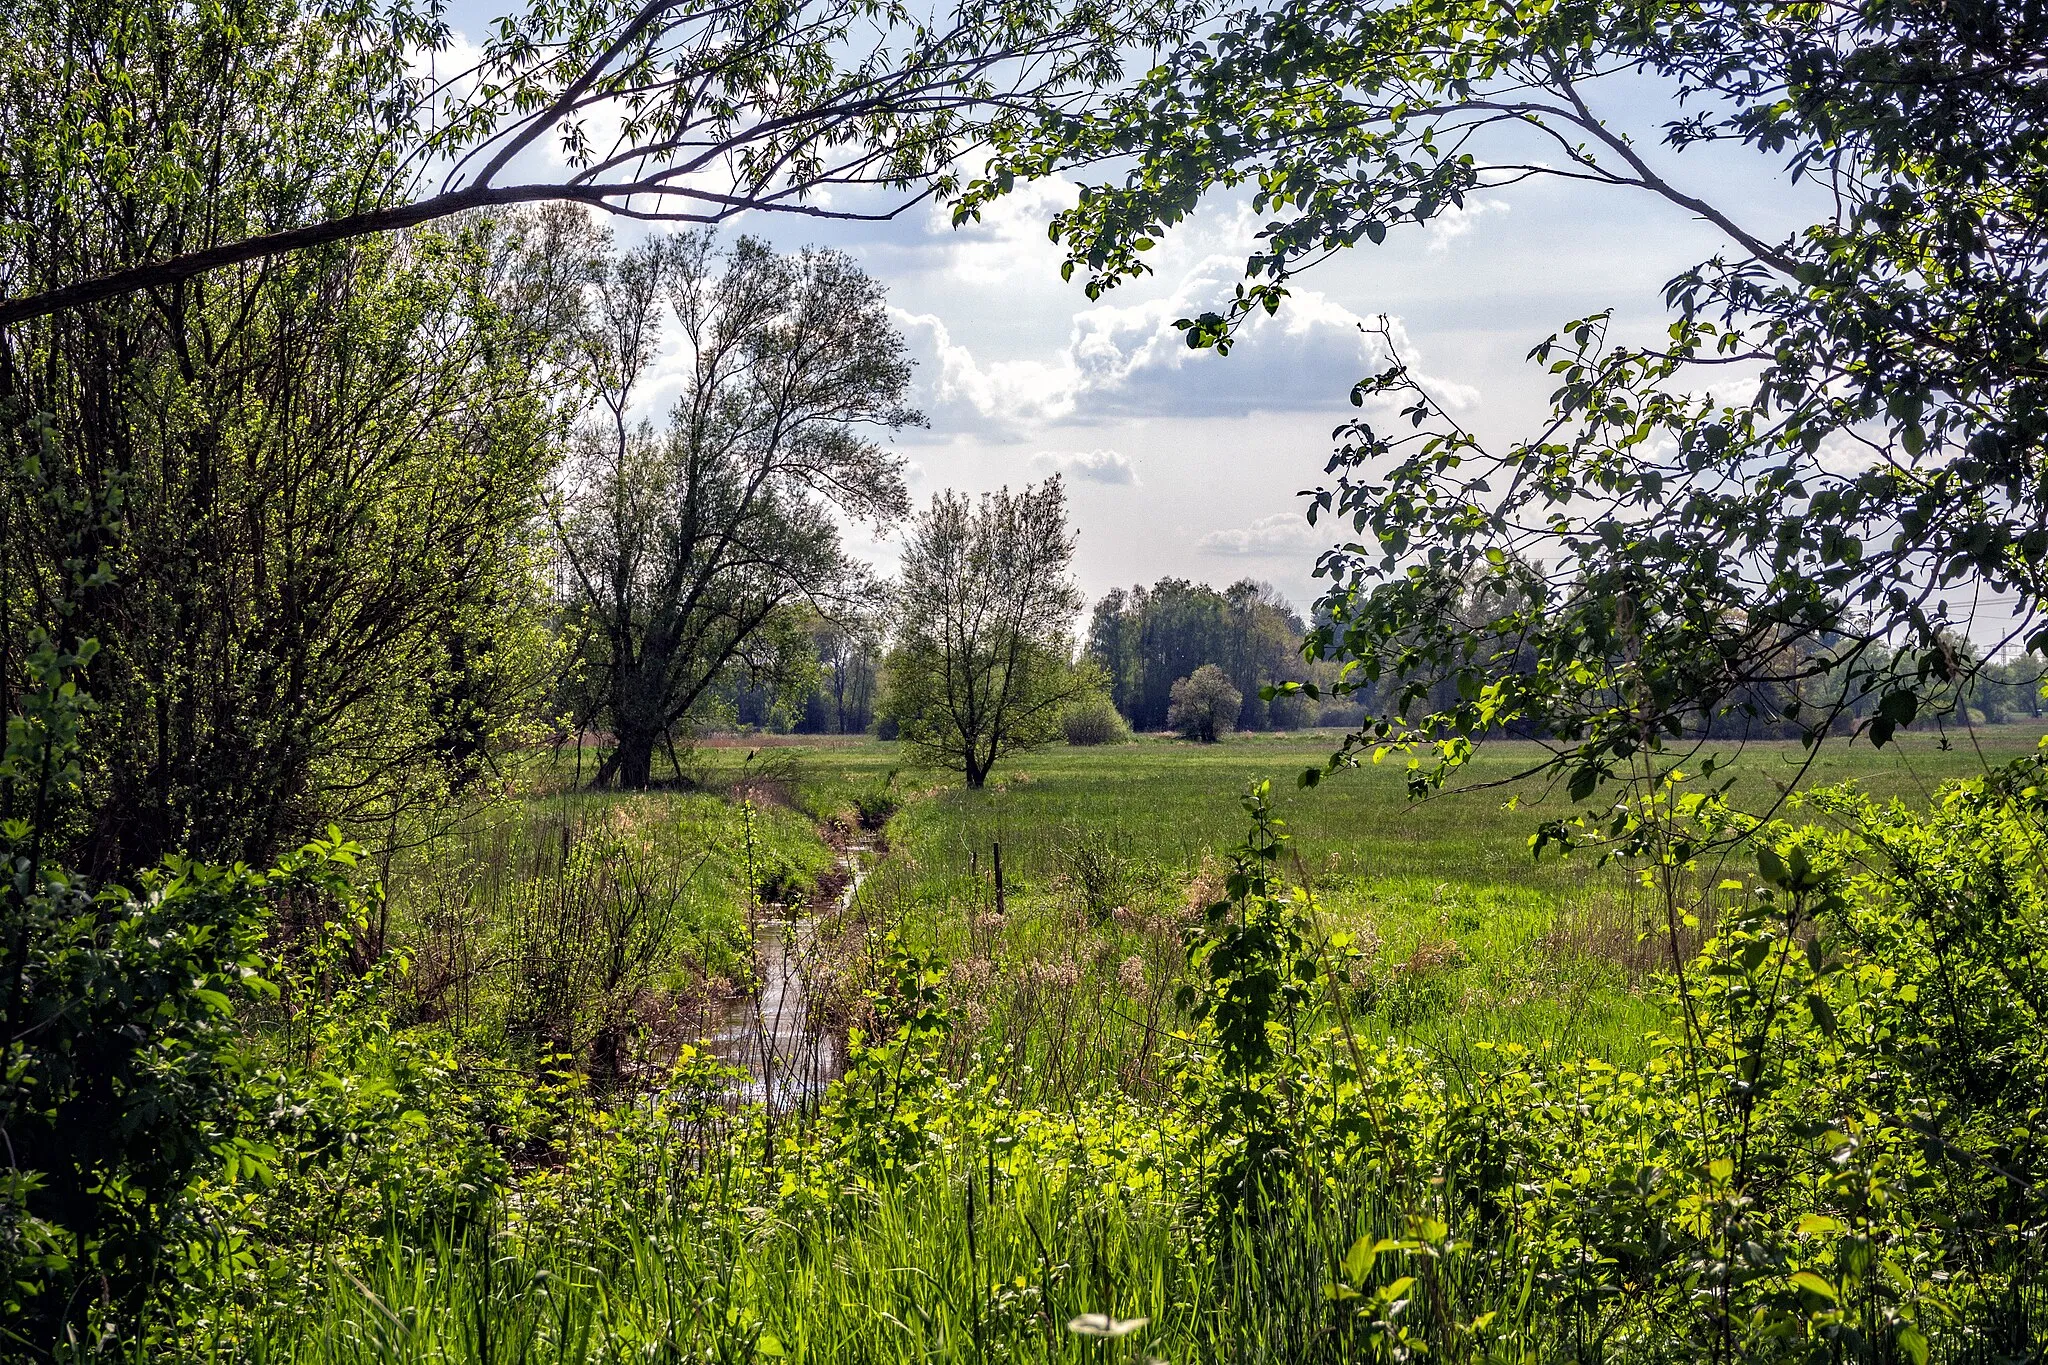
<box><xmin>611</xmin><ymin>728</ymin><xmax>657</xmax><ymax>789</ymax></box>
<box><xmin>595</xmin><ymin>671</ymin><xmax>665</xmax><ymax>789</ymax></box>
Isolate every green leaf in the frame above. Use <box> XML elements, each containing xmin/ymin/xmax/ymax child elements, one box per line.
<box><xmin>1343</xmin><ymin>1235</ymin><xmax>1376</xmax><ymax>1282</ymax></box>
<box><xmin>1788</xmin><ymin>1270</ymin><xmax>1838</xmax><ymax>1302</ymax></box>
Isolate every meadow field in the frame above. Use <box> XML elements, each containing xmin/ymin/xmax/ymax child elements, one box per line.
<box><xmin>181</xmin><ymin>722</ymin><xmax>2048</xmax><ymax>1360</ymax></box>
<box><xmin>686</xmin><ymin>723</ymin><xmax>2048</xmax><ymax>1069</ymax></box>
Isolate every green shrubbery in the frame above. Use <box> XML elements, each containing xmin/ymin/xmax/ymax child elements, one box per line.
<box><xmin>1061</xmin><ymin>694</ymin><xmax>1130</xmax><ymax>746</ymax></box>
<box><xmin>12</xmin><ymin>621</ymin><xmax>2045</xmax><ymax>1362</ymax></box>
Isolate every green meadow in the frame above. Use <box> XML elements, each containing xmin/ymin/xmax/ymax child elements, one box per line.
<box><xmin>688</xmin><ymin>724</ymin><xmax>2048</xmax><ymax>1067</ymax></box>
<box><xmin>216</xmin><ymin>722</ymin><xmax>2048</xmax><ymax>1363</ymax></box>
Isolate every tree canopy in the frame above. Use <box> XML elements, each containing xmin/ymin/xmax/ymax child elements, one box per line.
<box><xmin>0</xmin><ymin>0</ymin><xmax>1195</xmax><ymax>326</ymax></box>
<box><xmin>969</xmin><ymin>0</ymin><xmax>2048</xmax><ymax>826</ymax></box>
<box><xmin>1</xmin><ymin>207</ymin><xmax>575</xmax><ymax>871</ymax></box>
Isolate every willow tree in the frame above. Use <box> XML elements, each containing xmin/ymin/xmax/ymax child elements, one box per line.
<box><xmin>886</xmin><ymin>479</ymin><xmax>1090</xmax><ymax>788</ymax></box>
<box><xmin>551</xmin><ymin>232</ymin><xmax>916</xmax><ymax>788</ymax></box>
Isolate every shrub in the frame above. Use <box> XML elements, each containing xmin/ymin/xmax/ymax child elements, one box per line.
<box><xmin>0</xmin><ymin>641</ymin><xmax>360</xmax><ymax>1349</ymax></box>
<box><xmin>1167</xmin><ymin>664</ymin><xmax>1241</xmax><ymax>742</ymax></box>
<box><xmin>1062</xmin><ymin>694</ymin><xmax>1131</xmax><ymax>745</ymax></box>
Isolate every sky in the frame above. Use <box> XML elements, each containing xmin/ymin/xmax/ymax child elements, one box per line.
<box><xmin>421</xmin><ymin>11</ymin><xmax>2028</xmax><ymax>648</ymax></box>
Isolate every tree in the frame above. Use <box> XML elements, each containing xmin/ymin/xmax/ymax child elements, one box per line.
<box><xmin>1085</xmin><ymin>577</ymin><xmax>1308</xmax><ymax>730</ymax></box>
<box><xmin>886</xmin><ymin>479</ymin><xmax>1089</xmax><ymax>787</ymax></box>
<box><xmin>0</xmin><ymin>0</ymin><xmax>1190</xmax><ymax>328</ymax></box>
<box><xmin>1</xmin><ymin>204</ymin><xmax>577</xmax><ymax>873</ymax></box>
<box><xmin>807</xmin><ymin>611</ymin><xmax>885</xmax><ymax>734</ymax></box>
<box><xmin>552</xmin><ymin>231</ymin><xmax>915</xmax><ymax>789</ymax></box>
<box><xmin>1168</xmin><ymin>664</ymin><xmax>1242</xmax><ymax>742</ymax></box>
<box><xmin>973</xmin><ymin>0</ymin><xmax>2048</xmax><ymax>821</ymax></box>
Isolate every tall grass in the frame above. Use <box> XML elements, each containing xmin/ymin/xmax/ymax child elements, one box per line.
<box><xmin>215</xmin><ymin>725</ymin><xmax>2048</xmax><ymax>1363</ymax></box>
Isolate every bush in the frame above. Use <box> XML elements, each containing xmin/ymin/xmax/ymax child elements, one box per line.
<box><xmin>1062</xmin><ymin>694</ymin><xmax>1131</xmax><ymax>745</ymax></box>
<box><xmin>0</xmin><ymin>642</ymin><xmax>362</xmax><ymax>1349</ymax></box>
<box><xmin>1167</xmin><ymin>664</ymin><xmax>1241</xmax><ymax>742</ymax></box>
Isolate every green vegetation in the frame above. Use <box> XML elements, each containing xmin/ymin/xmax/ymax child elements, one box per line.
<box><xmin>177</xmin><ymin>728</ymin><xmax>2048</xmax><ymax>1361</ymax></box>
<box><xmin>6</xmin><ymin>0</ymin><xmax>2048</xmax><ymax>1356</ymax></box>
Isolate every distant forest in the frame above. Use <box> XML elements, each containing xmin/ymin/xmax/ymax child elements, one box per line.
<box><xmin>1084</xmin><ymin>578</ymin><xmax>1321</xmax><ymax>732</ymax></box>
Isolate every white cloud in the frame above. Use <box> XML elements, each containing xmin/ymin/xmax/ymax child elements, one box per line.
<box><xmin>896</xmin><ymin>265</ymin><xmax>1474</xmax><ymax>433</ymax></box>
<box><xmin>927</xmin><ymin>177</ymin><xmax>1081</xmax><ymax>285</ymax></box>
<box><xmin>892</xmin><ymin>308</ymin><xmax>1086</xmax><ymax>424</ymax></box>
<box><xmin>1425</xmin><ymin>198</ymin><xmax>1510</xmax><ymax>254</ymax></box>
<box><xmin>1198</xmin><ymin>512</ymin><xmax>1327</xmax><ymax>557</ymax></box>
<box><xmin>1029</xmin><ymin>448</ymin><xmax>1139</xmax><ymax>485</ymax></box>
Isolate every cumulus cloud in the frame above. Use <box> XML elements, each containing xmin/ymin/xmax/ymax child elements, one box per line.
<box><xmin>926</xmin><ymin>177</ymin><xmax>1081</xmax><ymax>284</ymax></box>
<box><xmin>896</xmin><ymin>244</ymin><xmax>1478</xmax><ymax>435</ymax></box>
<box><xmin>1198</xmin><ymin>512</ymin><xmax>1327</xmax><ymax>557</ymax></box>
<box><xmin>1425</xmin><ymin>198</ymin><xmax>1509</xmax><ymax>254</ymax></box>
<box><xmin>1029</xmin><ymin>449</ymin><xmax>1139</xmax><ymax>485</ymax></box>
<box><xmin>892</xmin><ymin>308</ymin><xmax>1087</xmax><ymax>424</ymax></box>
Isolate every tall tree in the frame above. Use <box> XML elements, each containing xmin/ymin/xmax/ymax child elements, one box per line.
<box><xmin>0</xmin><ymin>204</ymin><xmax>580</xmax><ymax>872</ymax></box>
<box><xmin>552</xmin><ymin>232</ymin><xmax>915</xmax><ymax>789</ymax></box>
<box><xmin>1085</xmin><ymin>577</ymin><xmax>1307</xmax><ymax>729</ymax></box>
<box><xmin>975</xmin><ymin>0</ymin><xmax>2048</xmax><ymax>817</ymax></box>
<box><xmin>0</xmin><ymin>0</ymin><xmax>1192</xmax><ymax>327</ymax></box>
<box><xmin>887</xmin><ymin>479</ymin><xmax>1089</xmax><ymax>788</ymax></box>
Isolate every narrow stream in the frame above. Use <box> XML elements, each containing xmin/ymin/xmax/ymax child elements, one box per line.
<box><xmin>706</xmin><ymin>838</ymin><xmax>871</xmax><ymax>1106</ymax></box>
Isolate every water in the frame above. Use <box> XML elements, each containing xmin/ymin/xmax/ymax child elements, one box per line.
<box><xmin>706</xmin><ymin>839</ymin><xmax>871</xmax><ymax>1106</ymax></box>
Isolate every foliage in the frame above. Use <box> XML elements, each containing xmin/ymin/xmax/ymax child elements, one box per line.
<box><xmin>886</xmin><ymin>479</ymin><xmax>1093</xmax><ymax>788</ymax></box>
<box><xmin>1088</xmin><ymin>577</ymin><xmax>1310</xmax><ymax>731</ymax></box>
<box><xmin>0</xmin><ymin>0</ymin><xmax>1192</xmax><ymax>326</ymax></box>
<box><xmin>1175</xmin><ymin>783</ymin><xmax>1340</xmax><ymax>1211</ymax></box>
<box><xmin>0</xmin><ymin>642</ymin><xmax>378</xmax><ymax>1353</ymax></box>
<box><xmin>968</xmin><ymin>0</ymin><xmax>2048</xmax><ymax>819</ymax></box>
<box><xmin>2</xmin><ymin>198</ymin><xmax>572</xmax><ymax>870</ymax></box>
<box><xmin>1059</xmin><ymin>692</ymin><xmax>1130</xmax><ymax>746</ymax></box>
<box><xmin>1168</xmin><ymin>664</ymin><xmax>1243</xmax><ymax>743</ymax></box>
<box><xmin>550</xmin><ymin>229</ymin><xmax>917</xmax><ymax>789</ymax></box>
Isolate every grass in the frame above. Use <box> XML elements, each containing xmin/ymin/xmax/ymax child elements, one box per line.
<box><xmin>222</xmin><ymin>721</ymin><xmax>2048</xmax><ymax>1363</ymax></box>
<box><xmin>672</xmin><ymin>724</ymin><xmax>2048</xmax><ymax>1070</ymax></box>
